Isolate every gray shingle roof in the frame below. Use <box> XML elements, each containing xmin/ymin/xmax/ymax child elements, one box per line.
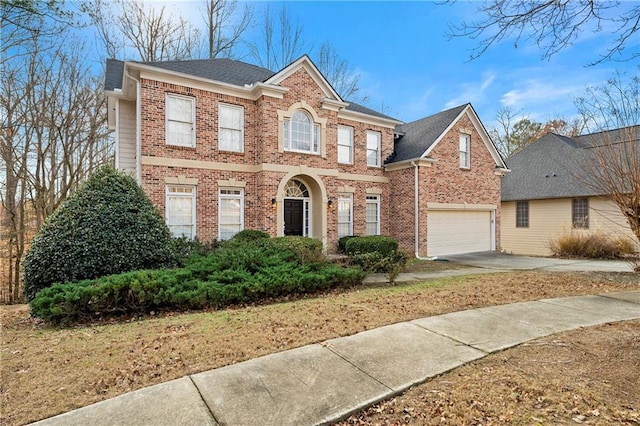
<box><xmin>501</xmin><ymin>133</ymin><xmax>600</xmax><ymax>201</ymax></box>
<box><xmin>103</xmin><ymin>57</ymin><xmax>396</xmax><ymax>120</ymax></box>
<box><xmin>387</xmin><ymin>104</ymin><xmax>468</xmax><ymax>163</ymax></box>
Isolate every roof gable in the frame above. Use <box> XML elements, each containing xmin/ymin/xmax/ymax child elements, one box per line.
<box><xmin>389</xmin><ymin>103</ymin><xmax>506</xmax><ymax>169</ymax></box>
<box><xmin>265</xmin><ymin>55</ymin><xmax>343</xmax><ymax>102</ymax></box>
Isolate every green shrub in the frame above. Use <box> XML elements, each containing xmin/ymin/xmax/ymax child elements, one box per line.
<box><xmin>29</xmin><ymin>246</ymin><xmax>365</xmax><ymax>325</ymax></box>
<box><xmin>23</xmin><ymin>166</ymin><xmax>178</xmax><ymax>301</ymax></box>
<box><xmin>230</xmin><ymin>229</ymin><xmax>271</xmax><ymax>243</ymax></box>
<box><xmin>260</xmin><ymin>237</ymin><xmax>325</xmax><ymax>264</ymax></box>
<box><xmin>344</xmin><ymin>236</ymin><xmax>398</xmax><ymax>257</ymax></box>
<box><xmin>171</xmin><ymin>237</ymin><xmax>218</xmax><ymax>263</ymax></box>
<box><xmin>337</xmin><ymin>235</ymin><xmax>358</xmax><ymax>253</ymax></box>
<box><xmin>549</xmin><ymin>231</ymin><xmax>636</xmax><ymax>259</ymax></box>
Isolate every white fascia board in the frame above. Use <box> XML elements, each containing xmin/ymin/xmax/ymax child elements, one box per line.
<box><xmin>384</xmin><ymin>157</ymin><xmax>438</xmax><ymax>172</ymax></box>
<box><xmin>265</xmin><ymin>55</ymin><xmax>343</xmax><ymax>102</ymax></box>
<box><xmin>338</xmin><ymin>109</ymin><xmax>403</xmax><ymax>129</ymax></box>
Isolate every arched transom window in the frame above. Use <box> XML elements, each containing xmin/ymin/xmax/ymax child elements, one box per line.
<box><xmin>284</xmin><ymin>110</ymin><xmax>320</xmax><ymax>154</ymax></box>
<box><xmin>284</xmin><ymin>179</ymin><xmax>309</xmax><ymax>198</ymax></box>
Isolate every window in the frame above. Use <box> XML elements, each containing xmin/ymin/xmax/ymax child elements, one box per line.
<box><xmin>337</xmin><ymin>125</ymin><xmax>353</xmax><ymax>164</ymax></box>
<box><xmin>166</xmin><ymin>185</ymin><xmax>196</xmax><ymax>238</ymax></box>
<box><xmin>219</xmin><ymin>189</ymin><xmax>244</xmax><ymax>240</ymax></box>
<box><xmin>516</xmin><ymin>201</ymin><xmax>529</xmax><ymax>228</ymax></box>
<box><xmin>283</xmin><ymin>110</ymin><xmax>320</xmax><ymax>154</ymax></box>
<box><xmin>572</xmin><ymin>198</ymin><xmax>589</xmax><ymax>228</ymax></box>
<box><xmin>166</xmin><ymin>94</ymin><xmax>195</xmax><ymax>147</ymax></box>
<box><xmin>459</xmin><ymin>134</ymin><xmax>470</xmax><ymax>168</ymax></box>
<box><xmin>218</xmin><ymin>103</ymin><xmax>244</xmax><ymax>152</ymax></box>
<box><xmin>366</xmin><ymin>131</ymin><xmax>381</xmax><ymax>167</ymax></box>
<box><xmin>337</xmin><ymin>195</ymin><xmax>353</xmax><ymax>238</ymax></box>
<box><xmin>366</xmin><ymin>195</ymin><xmax>380</xmax><ymax>235</ymax></box>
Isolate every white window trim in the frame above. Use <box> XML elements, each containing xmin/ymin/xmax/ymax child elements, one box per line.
<box><xmin>366</xmin><ymin>195</ymin><xmax>381</xmax><ymax>235</ymax></box>
<box><xmin>366</xmin><ymin>130</ymin><xmax>382</xmax><ymax>167</ymax></box>
<box><xmin>337</xmin><ymin>194</ymin><xmax>353</xmax><ymax>238</ymax></box>
<box><xmin>337</xmin><ymin>125</ymin><xmax>354</xmax><ymax>164</ymax></box>
<box><xmin>166</xmin><ymin>185</ymin><xmax>196</xmax><ymax>239</ymax></box>
<box><xmin>218</xmin><ymin>102</ymin><xmax>244</xmax><ymax>153</ymax></box>
<box><xmin>218</xmin><ymin>188</ymin><xmax>245</xmax><ymax>240</ymax></box>
<box><xmin>165</xmin><ymin>93</ymin><xmax>196</xmax><ymax>147</ymax></box>
<box><xmin>283</xmin><ymin>110</ymin><xmax>321</xmax><ymax>155</ymax></box>
<box><xmin>459</xmin><ymin>134</ymin><xmax>471</xmax><ymax>169</ymax></box>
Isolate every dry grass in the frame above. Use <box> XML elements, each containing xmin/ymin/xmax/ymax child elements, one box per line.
<box><xmin>1</xmin><ymin>270</ymin><xmax>639</xmax><ymax>425</ymax></box>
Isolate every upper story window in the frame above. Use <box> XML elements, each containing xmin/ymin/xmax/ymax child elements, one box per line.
<box><xmin>572</xmin><ymin>198</ymin><xmax>589</xmax><ymax>228</ymax></box>
<box><xmin>366</xmin><ymin>131</ymin><xmax>381</xmax><ymax>167</ymax></box>
<box><xmin>516</xmin><ymin>201</ymin><xmax>529</xmax><ymax>228</ymax></box>
<box><xmin>284</xmin><ymin>110</ymin><xmax>320</xmax><ymax>154</ymax></box>
<box><xmin>218</xmin><ymin>103</ymin><xmax>244</xmax><ymax>152</ymax></box>
<box><xmin>338</xmin><ymin>125</ymin><xmax>354</xmax><ymax>164</ymax></box>
<box><xmin>166</xmin><ymin>94</ymin><xmax>195</xmax><ymax>147</ymax></box>
<box><xmin>459</xmin><ymin>134</ymin><xmax>471</xmax><ymax>168</ymax></box>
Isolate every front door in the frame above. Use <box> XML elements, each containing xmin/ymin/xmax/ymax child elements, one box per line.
<box><xmin>284</xmin><ymin>199</ymin><xmax>304</xmax><ymax>236</ymax></box>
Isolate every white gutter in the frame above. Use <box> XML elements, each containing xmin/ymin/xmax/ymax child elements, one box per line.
<box><xmin>412</xmin><ymin>161</ymin><xmax>436</xmax><ymax>260</ymax></box>
<box><xmin>125</xmin><ymin>69</ymin><xmax>142</xmax><ymax>184</ymax></box>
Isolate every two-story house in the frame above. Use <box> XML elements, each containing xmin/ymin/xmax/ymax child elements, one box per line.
<box><xmin>104</xmin><ymin>55</ymin><xmax>507</xmax><ymax>257</ymax></box>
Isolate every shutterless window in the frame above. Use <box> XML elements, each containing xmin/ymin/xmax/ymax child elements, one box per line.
<box><xmin>366</xmin><ymin>195</ymin><xmax>380</xmax><ymax>235</ymax></box>
<box><xmin>166</xmin><ymin>94</ymin><xmax>195</xmax><ymax>147</ymax></box>
<box><xmin>166</xmin><ymin>185</ymin><xmax>196</xmax><ymax>239</ymax></box>
<box><xmin>337</xmin><ymin>125</ymin><xmax>353</xmax><ymax>164</ymax></box>
<box><xmin>337</xmin><ymin>194</ymin><xmax>353</xmax><ymax>238</ymax></box>
<box><xmin>572</xmin><ymin>198</ymin><xmax>589</xmax><ymax>228</ymax></box>
<box><xmin>459</xmin><ymin>134</ymin><xmax>470</xmax><ymax>168</ymax></box>
<box><xmin>516</xmin><ymin>201</ymin><xmax>529</xmax><ymax>228</ymax></box>
<box><xmin>218</xmin><ymin>103</ymin><xmax>244</xmax><ymax>152</ymax></box>
<box><xmin>219</xmin><ymin>189</ymin><xmax>244</xmax><ymax>240</ymax></box>
<box><xmin>366</xmin><ymin>131</ymin><xmax>381</xmax><ymax>167</ymax></box>
<box><xmin>284</xmin><ymin>110</ymin><xmax>320</xmax><ymax>154</ymax></box>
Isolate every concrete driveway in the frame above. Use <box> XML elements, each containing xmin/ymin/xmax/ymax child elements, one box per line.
<box><xmin>442</xmin><ymin>251</ymin><xmax>637</xmax><ymax>273</ymax></box>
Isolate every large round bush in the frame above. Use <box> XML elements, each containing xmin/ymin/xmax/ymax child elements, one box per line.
<box><xmin>23</xmin><ymin>166</ymin><xmax>178</xmax><ymax>300</ymax></box>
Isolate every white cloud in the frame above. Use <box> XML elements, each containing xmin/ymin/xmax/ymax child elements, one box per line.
<box><xmin>500</xmin><ymin>80</ymin><xmax>577</xmax><ymax>107</ymax></box>
<box><xmin>445</xmin><ymin>71</ymin><xmax>496</xmax><ymax>109</ymax></box>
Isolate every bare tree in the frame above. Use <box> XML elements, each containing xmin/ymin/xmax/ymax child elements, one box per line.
<box><xmin>86</xmin><ymin>0</ymin><xmax>203</xmax><ymax>61</ymax></box>
<box><xmin>573</xmin><ymin>71</ymin><xmax>640</xmax><ymax>258</ymax></box>
<box><xmin>447</xmin><ymin>0</ymin><xmax>640</xmax><ymax>65</ymax></box>
<box><xmin>202</xmin><ymin>0</ymin><xmax>252</xmax><ymax>59</ymax></box>
<box><xmin>315</xmin><ymin>42</ymin><xmax>369</xmax><ymax>103</ymax></box>
<box><xmin>248</xmin><ymin>4</ymin><xmax>307</xmax><ymax>70</ymax></box>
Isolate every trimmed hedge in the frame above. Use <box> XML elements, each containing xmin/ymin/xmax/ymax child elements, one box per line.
<box><xmin>337</xmin><ymin>235</ymin><xmax>358</xmax><ymax>253</ymax></box>
<box><xmin>344</xmin><ymin>236</ymin><xmax>399</xmax><ymax>257</ymax></box>
<box><xmin>30</xmin><ymin>239</ymin><xmax>364</xmax><ymax>325</ymax></box>
<box><xmin>23</xmin><ymin>166</ymin><xmax>178</xmax><ymax>301</ymax></box>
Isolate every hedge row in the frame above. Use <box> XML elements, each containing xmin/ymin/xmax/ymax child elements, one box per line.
<box><xmin>30</xmin><ymin>238</ymin><xmax>364</xmax><ymax>325</ymax></box>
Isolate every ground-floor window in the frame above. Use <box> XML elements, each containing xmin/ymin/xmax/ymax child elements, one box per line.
<box><xmin>337</xmin><ymin>194</ymin><xmax>353</xmax><ymax>237</ymax></box>
<box><xmin>219</xmin><ymin>188</ymin><xmax>244</xmax><ymax>240</ymax></box>
<box><xmin>516</xmin><ymin>201</ymin><xmax>529</xmax><ymax>228</ymax></box>
<box><xmin>166</xmin><ymin>185</ymin><xmax>196</xmax><ymax>238</ymax></box>
<box><xmin>366</xmin><ymin>195</ymin><xmax>380</xmax><ymax>235</ymax></box>
<box><xmin>572</xmin><ymin>197</ymin><xmax>589</xmax><ymax>228</ymax></box>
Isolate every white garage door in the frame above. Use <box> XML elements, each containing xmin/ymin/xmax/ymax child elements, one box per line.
<box><xmin>427</xmin><ymin>210</ymin><xmax>492</xmax><ymax>256</ymax></box>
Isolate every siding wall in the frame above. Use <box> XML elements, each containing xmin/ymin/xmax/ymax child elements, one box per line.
<box><xmin>502</xmin><ymin>197</ymin><xmax>638</xmax><ymax>256</ymax></box>
<box><xmin>117</xmin><ymin>100</ymin><xmax>137</xmax><ymax>176</ymax></box>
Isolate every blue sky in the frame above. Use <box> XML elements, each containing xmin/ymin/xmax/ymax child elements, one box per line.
<box><xmin>134</xmin><ymin>1</ymin><xmax>638</xmax><ymax>128</ymax></box>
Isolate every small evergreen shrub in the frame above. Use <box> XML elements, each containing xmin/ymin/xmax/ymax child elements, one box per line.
<box><xmin>260</xmin><ymin>237</ymin><xmax>325</xmax><ymax>264</ymax></box>
<box><xmin>230</xmin><ymin>229</ymin><xmax>271</xmax><ymax>243</ymax></box>
<box><xmin>344</xmin><ymin>236</ymin><xmax>398</xmax><ymax>257</ymax></box>
<box><xmin>549</xmin><ymin>231</ymin><xmax>636</xmax><ymax>259</ymax></box>
<box><xmin>23</xmin><ymin>166</ymin><xmax>178</xmax><ymax>301</ymax></box>
<box><xmin>337</xmin><ymin>235</ymin><xmax>358</xmax><ymax>253</ymax></box>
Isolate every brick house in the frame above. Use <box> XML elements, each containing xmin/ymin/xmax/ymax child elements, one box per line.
<box><xmin>104</xmin><ymin>55</ymin><xmax>507</xmax><ymax>256</ymax></box>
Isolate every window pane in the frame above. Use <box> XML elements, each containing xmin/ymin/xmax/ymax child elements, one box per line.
<box><xmin>572</xmin><ymin>198</ymin><xmax>589</xmax><ymax>228</ymax></box>
<box><xmin>367</xmin><ymin>131</ymin><xmax>380</xmax><ymax>166</ymax></box>
<box><xmin>219</xmin><ymin>105</ymin><xmax>241</xmax><ymax>128</ymax></box>
<box><xmin>167</xmin><ymin>121</ymin><xmax>193</xmax><ymax>146</ymax></box>
<box><xmin>366</xmin><ymin>197</ymin><xmax>379</xmax><ymax>236</ymax></box>
<box><xmin>168</xmin><ymin>96</ymin><xmax>193</xmax><ymax>122</ymax></box>
<box><xmin>516</xmin><ymin>201</ymin><xmax>529</xmax><ymax>227</ymax></box>
<box><xmin>167</xmin><ymin>188</ymin><xmax>194</xmax><ymax>239</ymax></box>
<box><xmin>291</xmin><ymin>111</ymin><xmax>311</xmax><ymax>151</ymax></box>
<box><xmin>338</xmin><ymin>126</ymin><xmax>353</xmax><ymax>164</ymax></box>
<box><xmin>219</xmin><ymin>128</ymin><xmax>241</xmax><ymax>151</ymax></box>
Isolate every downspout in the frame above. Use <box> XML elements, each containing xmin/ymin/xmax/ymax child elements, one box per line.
<box><xmin>412</xmin><ymin>161</ymin><xmax>436</xmax><ymax>260</ymax></box>
<box><xmin>125</xmin><ymin>69</ymin><xmax>142</xmax><ymax>184</ymax></box>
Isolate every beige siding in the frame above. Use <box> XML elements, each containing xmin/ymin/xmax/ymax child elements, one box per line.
<box><xmin>117</xmin><ymin>100</ymin><xmax>137</xmax><ymax>176</ymax></box>
<box><xmin>501</xmin><ymin>197</ymin><xmax>638</xmax><ymax>256</ymax></box>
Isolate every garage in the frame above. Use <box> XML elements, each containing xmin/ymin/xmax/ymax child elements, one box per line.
<box><xmin>427</xmin><ymin>210</ymin><xmax>493</xmax><ymax>256</ymax></box>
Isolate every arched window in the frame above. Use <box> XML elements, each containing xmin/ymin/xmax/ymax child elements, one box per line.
<box><xmin>284</xmin><ymin>110</ymin><xmax>320</xmax><ymax>154</ymax></box>
<box><xmin>284</xmin><ymin>179</ymin><xmax>309</xmax><ymax>198</ymax></box>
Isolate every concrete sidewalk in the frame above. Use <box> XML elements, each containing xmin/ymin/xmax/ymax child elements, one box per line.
<box><xmin>32</xmin><ymin>290</ymin><xmax>640</xmax><ymax>426</ymax></box>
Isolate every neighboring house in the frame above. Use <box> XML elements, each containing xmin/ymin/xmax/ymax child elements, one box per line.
<box><xmin>501</xmin><ymin>129</ymin><xmax>639</xmax><ymax>256</ymax></box>
<box><xmin>104</xmin><ymin>55</ymin><xmax>507</xmax><ymax>256</ymax></box>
